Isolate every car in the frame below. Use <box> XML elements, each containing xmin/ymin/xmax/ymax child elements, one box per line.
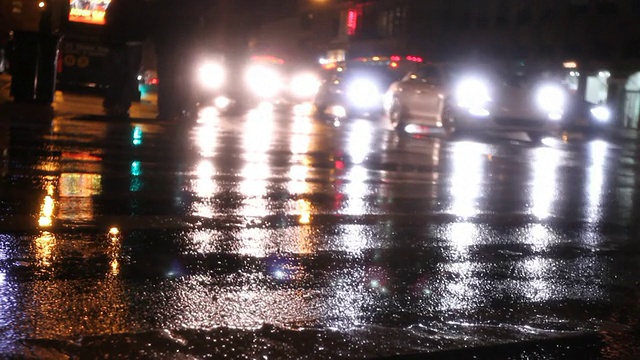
<box><xmin>558</xmin><ymin>68</ymin><xmax>616</xmax><ymax>138</ymax></box>
<box><xmin>194</xmin><ymin>53</ymin><xmax>295</xmax><ymax>114</ymax></box>
<box><xmin>384</xmin><ymin>61</ymin><xmax>569</xmax><ymax>141</ymax></box>
<box><xmin>138</xmin><ymin>69</ymin><xmax>158</xmax><ymax>87</ymax></box>
<box><xmin>285</xmin><ymin>68</ymin><xmax>322</xmax><ymax>105</ymax></box>
<box><xmin>313</xmin><ymin>55</ymin><xmax>423</xmax><ymax>120</ymax></box>
<box><xmin>564</xmin><ymin>98</ymin><xmax>615</xmax><ymax>138</ymax></box>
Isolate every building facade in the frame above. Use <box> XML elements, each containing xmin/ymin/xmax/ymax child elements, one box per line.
<box><xmin>1</xmin><ymin>0</ymin><xmax>46</xmax><ymax>44</ymax></box>
<box><xmin>332</xmin><ymin>0</ymin><xmax>640</xmax><ymax>64</ymax></box>
<box><xmin>254</xmin><ymin>0</ymin><xmax>640</xmax><ymax>126</ymax></box>
<box><xmin>254</xmin><ymin>0</ymin><xmax>342</xmax><ymax>63</ymax></box>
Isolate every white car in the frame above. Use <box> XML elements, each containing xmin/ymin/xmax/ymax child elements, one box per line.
<box><xmin>384</xmin><ymin>62</ymin><xmax>568</xmax><ymax>140</ymax></box>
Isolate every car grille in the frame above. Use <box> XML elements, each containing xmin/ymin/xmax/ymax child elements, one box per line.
<box><xmin>493</xmin><ymin>118</ymin><xmax>545</xmax><ymax>127</ymax></box>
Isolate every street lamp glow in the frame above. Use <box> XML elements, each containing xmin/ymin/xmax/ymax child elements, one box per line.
<box><xmin>109</xmin><ymin>227</ymin><xmax>121</xmax><ymax>243</ymax></box>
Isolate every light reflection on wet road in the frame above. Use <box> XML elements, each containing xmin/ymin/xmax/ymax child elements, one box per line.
<box><xmin>0</xmin><ymin>100</ymin><xmax>639</xmax><ymax>358</ymax></box>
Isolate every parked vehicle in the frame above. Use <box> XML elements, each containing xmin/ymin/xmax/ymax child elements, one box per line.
<box><xmin>194</xmin><ymin>54</ymin><xmax>287</xmax><ymax>113</ymax></box>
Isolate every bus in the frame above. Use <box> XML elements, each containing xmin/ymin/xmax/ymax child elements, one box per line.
<box><xmin>56</xmin><ymin>0</ymin><xmax>112</xmax><ymax>91</ymax></box>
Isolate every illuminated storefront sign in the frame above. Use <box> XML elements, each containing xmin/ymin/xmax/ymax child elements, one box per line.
<box><xmin>347</xmin><ymin>9</ymin><xmax>358</xmax><ymax>36</ymax></box>
<box><xmin>68</xmin><ymin>0</ymin><xmax>111</xmax><ymax>25</ymax></box>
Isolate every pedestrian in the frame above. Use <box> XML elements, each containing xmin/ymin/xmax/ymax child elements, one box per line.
<box><xmin>102</xmin><ymin>0</ymin><xmax>149</xmax><ymax>118</ymax></box>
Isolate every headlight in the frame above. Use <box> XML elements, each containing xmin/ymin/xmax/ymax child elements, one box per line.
<box><xmin>214</xmin><ymin>96</ymin><xmax>232</xmax><ymax>110</ymax></box>
<box><xmin>246</xmin><ymin>65</ymin><xmax>282</xmax><ymax>99</ymax></box>
<box><xmin>536</xmin><ymin>84</ymin><xmax>565</xmax><ymax>119</ymax></box>
<box><xmin>291</xmin><ymin>73</ymin><xmax>321</xmax><ymax>99</ymax></box>
<box><xmin>346</xmin><ymin>79</ymin><xmax>381</xmax><ymax>109</ymax></box>
<box><xmin>198</xmin><ymin>62</ymin><xmax>225</xmax><ymax>89</ymax></box>
<box><xmin>456</xmin><ymin>78</ymin><xmax>491</xmax><ymax>116</ymax></box>
<box><xmin>590</xmin><ymin>105</ymin><xmax>611</xmax><ymax>122</ymax></box>
<box><xmin>326</xmin><ymin>105</ymin><xmax>347</xmax><ymax>119</ymax></box>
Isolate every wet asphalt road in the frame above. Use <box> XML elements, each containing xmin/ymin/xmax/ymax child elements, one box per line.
<box><xmin>1</xmin><ymin>89</ymin><xmax>640</xmax><ymax>358</ymax></box>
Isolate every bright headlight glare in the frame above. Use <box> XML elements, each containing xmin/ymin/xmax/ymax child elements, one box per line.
<box><xmin>246</xmin><ymin>65</ymin><xmax>282</xmax><ymax>98</ymax></box>
<box><xmin>347</xmin><ymin>79</ymin><xmax>381</xmax><ymax>109</ymax></box>
<box><xmin>327</xmin><ymin>105</ymin><xmax>347</xmax><ymax>119</ymax></box>
<box><xmin>456</xmin><ymin>78</ymin><xmax>491</xmax><ymax>109</ymax></box>
<box><xmin>198</xmin><ymin>62</ymin><xmax>225</xmax><ymax>89</ymax></box>
<box><xmin>590</xmin><ymin>105</ymin><xmax>611</xmax><ymax>122</ymax></box>
<box><xmin>291</xmin><ymin>73</ymin><xmax>321</xmax><ymax>98</ymax></box>
<box><xmin>536</xmin><ymin>84</ymin><xmax>565</xmax><ymax>112</ymax></box>
<box><xmin>382</xmin><ymin>91</ymin><xmax>394</xmax><ymax>112</ymax></box>
<box><xmin>548</xmin><ymin>112</ymin><xmax>563</xmax><ymax>121</ymax></box>
<box><xmin>469</xmin><ymin>108</ymin><xmax>490</xmax><ymax>117</ymax></box>
<box><xmin>214</xmin><ymin>96</ymin><xmax>231</xmax><ymax>110</ymax></box>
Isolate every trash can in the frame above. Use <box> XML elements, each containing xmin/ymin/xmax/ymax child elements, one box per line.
<box><xmin>9</xmin><ymin>30</ymin><xmax>62</xmax><ymax>104</ymax></box>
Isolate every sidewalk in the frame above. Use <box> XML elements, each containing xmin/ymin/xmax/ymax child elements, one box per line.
<box><xmin>0</xmin><ymin>73</ymin><xmax>158</xmax><ymax>121</ymax></box>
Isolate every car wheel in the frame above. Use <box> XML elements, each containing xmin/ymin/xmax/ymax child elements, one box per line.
<box><xmin>389</xmin><ymin>100</ymin><xmax>407</xmax><ymax>132</ymax></box>
<box><xmin>442</xmin><ymin>104</ymin><xmax>459</xmax><ymax>138</ymax></box>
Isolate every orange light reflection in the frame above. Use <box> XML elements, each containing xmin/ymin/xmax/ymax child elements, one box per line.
<box><xmin>35</xmin><ymin>231</ymin><xmax>56</xmax><ymax>267</ymax></box>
